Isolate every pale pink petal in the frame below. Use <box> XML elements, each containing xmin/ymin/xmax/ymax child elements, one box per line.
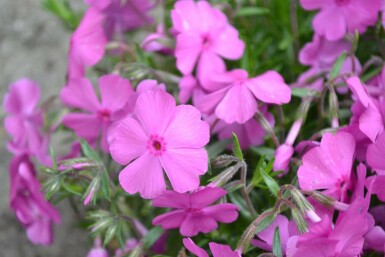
<box><xmin>203</xmin><ymin>204</ymin><xmax>239</xmax><ymax>223</ymax></box>
<box><xmin>171</xmin><ymin>1</ymin><xmax>200</xmax><ymax>33</ymax></box>
<box><xmin>257</xmin><ymin>215</ymin><xmax>290</xmax><ymax>252</ymax></box>
<box><xmin>193</xmin><ymin>87</ymin><xmax>229</xmax><ymax>115</ymax></box>
<box><xmin>160</xmin><ymin>148</ymin><xmax>208</xmax><ymax>193</ymax></box>
<box><xmin>179</xmin><ymin>75</ymin><xmax>198</xmax><ymax>104</ymax></box>
<box><xmin>347</xmin><ymin>76</ymin><xmax>373</xmax><ymax>107</ymax></box>
<box><xmin>183</xmin><ymin>238</ymin><xmax>209</xmax><ymax>257</ymax></box>
<box><xmin>26</xmin><ymin>217</ymin><xmax>53</xmax><ymax>245</ymax></box>
<box><xmin>299</xmin><ymin>0</ymin><xmax>332</xmax><ymax>10</ymax></box>
<box><xmin>136</xmin><ymin>80</ymin><xmax>166</xmax><ymax>93</ymax></box>
<box><xmin>152</xmin><ymin>210</ymin><xmax>187</xmax><ymax>229</ymax></box>
<box><xmin>152</xmin><ymin>190</ymin><xmax>190</xmax><ymax>209</ymax></box>
<box><xmin>209</xmin><ymin>243</ymin><xmax>241</xmax><ymax>257</ymax></box>
<box><xmin>163</xmin><ymin>105</ymin><xmax>209</xmax><ymax>149</ymax></box>
<box><xmin>175</xmin><ymin>33</ymin><xmax>203</xmax><ymax>75</ymax></box>
<box><xmin>118</xmin><ymin>152</ymin><xmax>165</xmax><ymax>199</ymax></box>
<box><xmin>99</xmin><ymin>74</ymin><xmax>134</xmax><ymax>111</ymax></box>
<box><xmin>215</xmin><ymin>84</ymin><xmax>257</xmax><ymax>124</ymax></box>
<box><xmin>134</xmin><ymin>90</ymin><xmax>176</xmax><ymax>136</ymax></box>
<box><xmin>190</xmin><ymin>187</ymin><xmax>227</xmax><ymax>208</ymax></box>
<box><xmin>359</xmin><ymin>106</ymin><xmax>384</xmax><ymax>142</ymax></box>
<box><xmin>197</xmin><ymin>50</ymin><xmax>227</xmax><ymax>92</ymax></box>
<box><xmin>313</xmin><ymin>7</ymin><xmax>346</xmax><ymax>41</ymax></box>
<box><xmin>61</xmin><ymin>78</ymin><xmax>100</xmax><ymax>112</ymax></box>
<box><xmin>180</xmin><ymin>215</ymin><xmax>218</xmax><ymax>236</ymax></box>
<box><xmin>62</xmin><ymin>113</ymin><xmax>100</xmax><ymax>139</ymax></box>
<box><xmin>247</xmin><ymin>71</ymin><xmax>291</xmax><ymax>105</ymax></box>
<box><xmin>109</xmin><ymin>117</ymin><xmax>148</xmax><ymax>165</ymax></box>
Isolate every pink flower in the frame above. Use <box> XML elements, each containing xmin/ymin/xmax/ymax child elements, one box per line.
<box><xmin>297</xmin><ymin>132</ymin><xmax>355</xmax><ymax>201</ymax></box>
<box><xmin>252</xmin><ymin>215</ymin><xmax>299</xmax><ymax>255</ymax></box>
<box><xmin>68</xmin><ymin>8</ymin><xmax>107</xmax><ymax>79</ymax></box>
<box><xmin>194</xmin><ymin>69</ymin><xmax>291</xmax><ymax>124</ymax></box>
<box><xmin>367</xmin><ymin>132</ymin><xmax>385</xmax><ymax>174</ymax></box>
<box><xmin>109</xmin><ymin>89</ymin><xmax>210</xmax><ymax>199</ymax></box>
<box><xmin>61</xmin><ymin>74</ymin><xmax>134</xmax><ymax>152</ymax></box>
<box><xmin>273</xmin><ymin>144</ymin><xmax>294</xmax><ymax>173</ymax></box>
<box><xmin>300</xmin><ymin>0</ymin><xmax>380</xmax><ymax>41</ymax></box>
<box><xmin>3</xmin><ymin>79</ymin><xmax>47</xmax><ymax>159</ymax></box>
<box><xmin>141</xmin><ymin>24</ymin><xmax>174</xmax><ymax>55</ymax></box>
<box><xmin>183</xmin><ymin>238</ymin><xmax>241</xmax><ymax>257</ymax></box>
<box><xmin>87</xmin><ymin>238</ymin><xmax>109</xmax><ymax>257</ymax></box>
<box><xmin>85</xmin><ymin>0</ymin><xmax>153</xmax><ymax>38</ymax></box>
<box><xmin>152</xmin><ymin>187</ymin><xmax>239</xmax><ymax>236</ymax></box>
<box><xmin>9</xmin><ymin>154</ymin><xmax>61</xmax><ymax>245</ymax></box>
<box><xmin>347</xmin><ymin>76</ymin><xmax>384</xmax><ymax>142</ymax></box>
<box><xmin>171</xmin><ymin>0</ymin><xmax>244</xmax><ymax>77</ymax></box>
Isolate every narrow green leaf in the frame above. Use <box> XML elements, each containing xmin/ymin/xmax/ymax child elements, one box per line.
<box><xmin>291</xmin><ymin>88</ymin><xmax>318</xmax><ymax>98</ymax></box>
<box><xmin>329</xmin><ymin>52</ymin><xmax>347</xmax><ymax>80</ymax></box>
<box><xmin>235</xmin><ymin>7</ymin><xmax>270</xmax><ymax>17</ymax></box>
<box><xmin>79</xmin><ymin>139</ymin><xmax>102</xmax><ymax>162</ymax></box>
<box><xmin>142</xmin><ymin>227</ymin><xmax>163</xmax><ymax>249</ymax></box>
<box><xmin>273</xmin><ymin>227</ymin><xmax>283</xmax><ymax>257</ymax></box>
<box><xmin>260</xmin><ymin>169</ymin><xmax>280</xmax><ymax>197</ymax></box>
<box><xmin>255</xmin><ymin>210</ymin><xmax>278</xmax><ymax>234</ymax></box>
<box><xmin>104</xmin><ymin>223</ymin><xmax>119</xmax><ymax>245</ymax></box>
<box><xmin>100</xmin><ymin>169</ymin><xmax>111</xmax><ymax>201</ymax></box>
<box><xmin>207</xmin><ymin>138</ymin><xmax>231</xmax><ymax>158</ymax></box>
<box><xmin>49</xmin><ymin>145</ymin><xmax>58</xmax><ymax>171</ymax></box>
<box><xmin>232</xmin><ymin>133</ymin><xmax>243</xmax><ymax>160</ymax></box>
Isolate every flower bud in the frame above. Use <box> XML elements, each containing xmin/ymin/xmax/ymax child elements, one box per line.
<box><xmin>273</xmin><ymin>144</ymin><xmax>294</xmax><ymax>173</ymax></box>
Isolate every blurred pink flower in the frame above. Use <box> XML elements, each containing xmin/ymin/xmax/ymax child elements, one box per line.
<box><xmin>3</xmin><ymin>79</ymin><xmax>48</xmax><ymax>160</ymax></box>
<box><xmin>141</xmin><ymin>24</ymin><xmax>174</xmax><ymax>55</ymax></box>
<box><xmin>109</xmin><ymin>89</ymin><xmax>210</xmax><ymax>199</ymax></box>
<box><xmin>152</xmin><ymin>187</ymin><xmax>239</xmax><ymax>236</ymax></box>
<box><xmin>300</xmin><ymin>0</ymin><xmax>380</xmax><ymax>41</ymax></box>
<box><xmin>183</xmin><ymin>238</ymin><xmax>241</xmax><ymax>257</ymax></box>
<box><xmin>171</xmin><ymin>0</ymin><xmax>244</xmax><ymax>77</ymax></box>
<box><xmin>297</xmin><ymin>132</ymin><xmax>355</xmax><ymax>201</ymax></box>
<box><xmin>86</xmin><ymin>238</ymin><xmax>109</xmax><ymax>257</ymax></box>
<box><xmin>61</xmin><ymin>74</ymin><xmax>134</xmax><ymax>152</ymax></box>
<box><xmin>67</xmin><ymin>8</ymin><xmax>107</xmax><ymax>79</ymax></box>
<box><xmin>9</xmin><ymin>154</ymin><xmax>61</xmax><ymax>245</ymax></box>
<box><xmin>367</xmin><ymin>132</ymin><xmax>385</xmax><ymax>174</ymax></box>
<box><xmin>194</xmin><ymin>69</ymin><xmax>291</xmax><ymax>124</ymax></box>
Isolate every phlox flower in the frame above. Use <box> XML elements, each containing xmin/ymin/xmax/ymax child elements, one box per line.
<box><xmin>3</xmin><ymin>79</ymin><xmax>47</xmax><ymax>159</ymax></box>
<box><xmin>194</xmin><ymin>69</ymin><xmax>291</xmax><ymax>124</ymax></box>
<box><xmin>300</xmin><ymin>0</ymin><xmax>380</xmax><ymax>41</ymax></box>
<box><xmin>367</xmin><ymin>132</ymin><xmax>385</xmax><ymax>174</ymax></box>
<box><xmin>85</xmin><ymin>0</ymin><xmax>153</xmax><ymax>38</ymax></box>
<box><xmin>171</xmin><ymin>0</ymin><xmax>244</xmax><ymax>78</ymax></box>
<box><xmin>86</xmin><ymin>238</ymin><xmax>109</xmax><ymax>257</ymax></box>
<box><xmin>297</xmin><ymin>132</ymin><xmax>355</xmax><ymax>201</ymax></box>
<box><xmin>9</xmin><ymin>154</ymin><xmax>61</xmax><ymax>245</ymax></box>
<box><xmin>152</xmin><ymin>187</ymin><xmax>239</xmax><ymax>237</ymax></box>
<box><xmin>183</xmin><ymin>238</ymin><xmax>241</xmax><ymax>257</ymax></box>
<box><xmin>68</xmin><ymin>7</ymin><xmax>107</xmax><ymax>79</ymax></box>
<box><xmin>109</xmin><ymin>89</ymin><xmax>210</xmax><ymax>199</ymax></box>
<box><xmin>61</xmin><ymin>74</ymin><xmax>134</xmax><ymax>152</ymax></box>
<box><xmin>141</xmin><ymin>24</ymin><xmax>174</xmax><ymax>55</ymax></box>
<box><xmin>252</xmin><ymin>215</ymin><xmax>299</xmax><ymax>255</ymax></box>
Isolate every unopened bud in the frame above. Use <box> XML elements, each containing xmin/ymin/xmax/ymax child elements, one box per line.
<box><xmin>291</xmin><ymin>208</ymin><xmax>308</xmax><ymax>233</ymax></box>
<box><xmin>305</xmin><ymin>209</ymin><xmax>321</xmax><ymax>223</ymax></box>
<box><xmin>273</xmin><ymin>144</ymin><xmax>294</xmax><ymax>173</ymax></box>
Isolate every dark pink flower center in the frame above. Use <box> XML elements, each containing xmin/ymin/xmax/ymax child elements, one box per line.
<box><xmin>335</xmin><ymin>0</ymin><xmax>350</xmax><ymax>6</ymax></box>
<box><xmin>97</xmin><ymin>109</ymin><xmax>111</xmax><ymax>122</ymax></box>
<box><xmin>201</xmin><ymin>33</ymin><xmax>212</xmax><ymax>49</ymax></box>
<box><xmin>186</xmin><ymin>208</ymin><xmax>203</xmax><ymax>216</ymax></box>
<box><xmin>148</xmin><ymin>135</ymin><xmax>166</xmax><ymax>156</ymax></box>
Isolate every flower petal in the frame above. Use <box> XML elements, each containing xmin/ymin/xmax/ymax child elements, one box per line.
<box><xmin>183</xmin><ymin>238</ymin><xmax>209</xmax><ymax>257</ymax></box>
<box><xmin>160</xmin><ymin>148</ymin><xmax>208</xmax><ymax>193</ymax></box>
<box><xmin>109</xmin><ymin>117</ymin><xmax>148</xmax><ymax>165</ymax></box>
<box><xmin>152</xmin><ymin>190</ymin><xmax>190</xmax><ymax>208</ymax></box>
<box><xmin>61</xmin><ymin>78</ymin><xmax>100</xmax><ymax>112</ymax></box>
<box><xmin>62</xmin><ymin>113</ymin><xmax>100</xmax><ymax>140</ymax></box>
<box><xmin>118</xmin><ymin>152</ymin><xmax>165</xmax><ymax>199</ymax></box>
<box><xmin>190</xmin><ymin>187</ymin><xmax>227</xmax><ymax>208</ymax></box>
<box><xmin>152</xmin><ymin>210</ymin><xmax>187</xmax><ymax>229</ymax></box>
<box><xmin>99</xmin><ymin>74</ymin><xmax>134</xmax><ymax>111</ymax></box>
<box><xmin>180</xmin><ymin>214</ymin><xmax>218</xmax><ymax>236</ymax></box>
<box><xmin>203</xmin><ymin>203</ymin><xmax>239</xmax><ymax>223</ymax></box>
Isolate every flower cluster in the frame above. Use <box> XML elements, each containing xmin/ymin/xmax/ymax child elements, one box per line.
<box><xmin>3</xmin><ymin>0</ymin><xmax>385</xmax><ymax>256</ymax></box>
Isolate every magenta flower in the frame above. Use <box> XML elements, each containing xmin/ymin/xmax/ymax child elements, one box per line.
<box><xmin>3</xmin><ymin>79</ymin><xmax>47</xmax><ymax>158</ymax></box>
<box><xmin>297</xmin><ymin>132</ymin><xmax>355</xmax><ymax>201</ymax></box>
<box><xmin>61</xmin><ymin>74</ymin><xmax>134</xmax><ymax>152</ymax></box>
<box><xmin>86</xmin><ymin>238</ymin><xmax>109</xmax><ymax>257</ymax></box>
<box><xmin>183</xmin><ymin>238</ymin><xmax>241</xmax><ymax>257</ymax></box>
<box><xmin>9</xmin><ymin>154</ymin><xmax>61</xmax><ymax>245</ymax></box>
<box><xmin>152</xmin><ymin>187</ymin><xmax>239</xmax><ymax>236</ymax></box>
<box><xmin>300</xmin><ymin>0</ymin><xmax>380</xmax><ymax>41</ymax></box>
<box><xmin>68</xmin><ymin>7</ymin><xmax>107</xmax><ymax>79</ymax></box>
<box><xmin>171</xmin><ymin>0</ymin><xmax>244</xmax><ymax>77</ymax></box>
<box><xmin>194</xmin><ymin>69</ymin><xmax>291</xmax><ymax>124</ymax></box>
<box><xmin>109</xmin><ymin>89</ymin><xmax>210</xmax><ymax>199</ymax></box>
<box><xmin>367</xmin><ymin>132</ymin><xmax>385</xmax><ymax>174</ymax></box>
<box><xmin>347</xmin><ymin>76</ymin><xmax>384</xmax><ymax>142</ymax></box>
<box><xmin>141</xmin><ymin>24</ymin><xmax>174</xmax><ymax>55</ymax></box>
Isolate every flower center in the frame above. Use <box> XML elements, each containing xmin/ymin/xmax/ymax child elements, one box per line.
<box><xmin>335</xmin><ymin>0</ymin><xmax>350</xmax><ymax>6</ymax></box>
<box><xmin>148</xmin><ymin>135</ymin><xmax>166</xmax><ymax>156</ymax></box>
<box><xmin>201</xmin><ymin>33</ymin><xmax>212</xmax><ymax>49</ymax></box>
<box><xmin>97</xmin><ymin>109</ymin><xmax>111</xmax><ymax>122</ymax></box>
<box><xmin>186</xmin><ymin>208</ymin><xmax>203</xmax><ymax>216</ymax></box>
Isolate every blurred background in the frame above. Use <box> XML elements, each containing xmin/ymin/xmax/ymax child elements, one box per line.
<box><xmin>0</xmin><ymin>0</ymin><xmax>90</xmax><ymax>256</ymax></box>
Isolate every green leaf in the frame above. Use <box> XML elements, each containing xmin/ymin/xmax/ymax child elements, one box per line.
<box><xmin>100</xmin><ymin>169</ymin><xmax>111</xmax><ymax>201</ymax></box>
<box><xmin>260</xmin><ymin>169</ymin><xmax>280</xmax><ymax>197</ymax></box>
<box><xmin>273</xmin><ymin>227</ymin><xmax>283</xmax><ymax>257</ymax></box>
<box><xmin>42</xmin><ymin>0</ymin><xmax>80</xmax><ymax>29</ymax></box>
<box><xmin>61</xmin><ymin>180</ymin><xmax>83</xmax><ymax>196</ymax></box>
<box><xmin>79</xmin><ymin>139</ymin><xmax>102</xmax><ymax>162</ymax></box>
<box><xmin>142</xmin><ymin>227</ymin><xmax>163</xmax><ymax>249</ymax></box>
<box><xmin>329</xmin><ymin>52</ymin><xmax>347</xmax><ymax>80</ymax></box>
<box><xmin>49</xmin><ymin>145</ymin><xmax>58</xmax><ymax>171</ymax></box>
<box><xmin>232</xmin><ymin>133</ymin><xmax>243</xmax><ymax>160</ymax></box>
<box><xmin>104</xmin><ymin>222</ymin><xmax>119</xmax><ymax>245</ymax></box>
<box><xmin>291</xmin><ymin>88</ymin><xmax>318</xmax><ymax>98</ymax></box>
<box><xmin>235</xmin><ymin>7</ymin><xmax>270</xmax><ymax>17</ymax></box>
<box><xmin>255</xmin><ymin>210</ymin><xmax>278</xmax><ymax>234</ymax></box>
<box><xmin>207</xmin><ymin>138</ymin><xmax>231</xmax><ymax>158</ymax></box>
<box><xmin>250</xmin><ymin>147</ymin><xmax>275</xmax><ymax>160</ymax></box>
